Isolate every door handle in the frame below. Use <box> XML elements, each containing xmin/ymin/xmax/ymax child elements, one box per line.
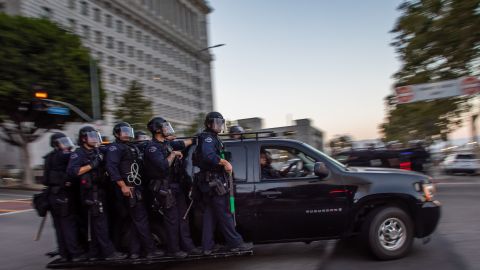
<box><xmin>260</xmin><ymin>191</ymin><xmax>282</xmax><ymax>198</ymax></box>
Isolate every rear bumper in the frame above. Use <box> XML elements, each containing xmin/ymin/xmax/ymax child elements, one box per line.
<box><xmin>414</xmin><ymin>200</ymin><xmax>441</xmax><ymax>238</ymax></box>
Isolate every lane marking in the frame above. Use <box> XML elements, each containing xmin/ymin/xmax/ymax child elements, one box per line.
<box><xmin>0</xmin><ymin>209</ymin><xmax>34</xmax><ymax>216</ymax></box>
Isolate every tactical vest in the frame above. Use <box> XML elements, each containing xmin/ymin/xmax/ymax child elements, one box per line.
<box><xmin>193</xmin><ymin>131</ymin><xmax>224</xmax><ymax>172</ymax></box>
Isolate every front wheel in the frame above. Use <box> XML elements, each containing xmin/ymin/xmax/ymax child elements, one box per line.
<box><xmin>362</xmin><ymin>206</ymin><xmax>414</xmax><ymax>260</ymax></box>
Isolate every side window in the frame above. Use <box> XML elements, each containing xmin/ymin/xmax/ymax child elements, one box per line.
<box><xmin>260</xmin><ymin>146</ymin><xmax>316</xmax><ymax>180</ymax></box>
<box><xmin>227</xmin><ymin>146</ymin><xmax>247</xmax><ymax>182</ymax></box>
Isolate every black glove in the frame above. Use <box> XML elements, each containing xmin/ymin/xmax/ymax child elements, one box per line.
<box><xmin>89</xmin><ymin>155</ymin><xmax>102</xmax><ymax>169</ymax></box>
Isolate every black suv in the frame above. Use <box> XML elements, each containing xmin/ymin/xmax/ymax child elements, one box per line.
<box><xmin>199</xmin><ymin>136</ymin><xmax>440</xmax><ymax>260</ymax></box>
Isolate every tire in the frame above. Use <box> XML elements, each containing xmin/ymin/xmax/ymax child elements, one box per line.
<box><xmin>361</xmin><ymin>206</ymin><xmax>414</xmax><ymax>260</ymax></box>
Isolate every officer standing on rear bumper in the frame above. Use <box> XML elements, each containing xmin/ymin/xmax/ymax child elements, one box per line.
<box><xmin>43</xmin><ymin>133</ymin><xmax>86</xmax><ymax>262</ymax></box>
<box><xmin>105</xmin><ymin>122</ymin><xmax>163</xmax><ymax>259</ymax></box>
<box><xmin>67</xmin><ymin>126</ymin><xmax>124</xmax><ymax>261</ymax></box>
<box><xmin>143</xmin><ymin>117</ymin><xmax>201</xmax><ymax>258</ymax></box>
<box><xmin>194</xmin><ymin>112</ymin><xmax>252</xmax><ymax>255</ymax></box>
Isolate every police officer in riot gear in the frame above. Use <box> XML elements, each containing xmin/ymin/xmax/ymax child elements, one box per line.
<box><xmin>194</xmin><ymin>112</ymin><xmax>252</xmax><ymax>254</ymax></box>
<box><xmin>105</xmin><ymin>122</ymin><xmax>163</xmax><ymax>259</ymax></box>
<box><xmin>144</xmin><ymin>117</ymin><xmax>201</xmax><ymax>258</ymax></box>
<box><xmin>43</xmin><ymin>132</ymin><xmax>86</xmax><ymax>262</ymax></box>
<box><xmin>134</xmin><ymin>130</ymin><xmax>150</xmax><ymax>154</ymax></box>
<box><xmin>67</xmin><ymin>126</ymin><xmax>125</xmax><ymax>261</ymax></box>
<box><xmin>228</xmin><ymin>125</ymin><xmax>244</xmax><ymax>139</ymax></box>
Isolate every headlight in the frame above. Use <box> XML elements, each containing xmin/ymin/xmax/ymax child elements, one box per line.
<box><xmin>422</xmin><ymin>183</ymin><xmax>436</xmax><ymax>201</ymax></box>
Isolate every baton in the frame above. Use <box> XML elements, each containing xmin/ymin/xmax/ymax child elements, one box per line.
<box><xmin>87</xmin><ymin>210</ymin><xmax>92</xmax><ymax>242</ymax></box>
<box><xmin>228</xmin><ymin>173</ymin><xmax>236</xmax><ymax>226</ymax></box>
<box><xmin>183</xmin><ymin>200</ymin><xmax>194</xmax><ymax>220</ymax></box>
<box><xmin>34</xmin><ymin>215</ymin><xmax>47</xmax><ymax>241</ymax></box>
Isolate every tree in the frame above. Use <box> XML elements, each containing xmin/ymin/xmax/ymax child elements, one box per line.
<box><xmin>328</xmin><ymin>135</ymin><xmax>354</xmax><ymax>154</ymax></box>
<box><xmin>381</xmin><ymin>0</ymin><xmax>480</xmax><ymax>142</ymax></box>
<box><xmin>113</xmin><ymin>81</ymin><xmax>153</xmax><ymax>131</ymax></box>
<box><xmin>0</xmin><ymin>14</ymin><xmax>105</xmax><ymax>186</ymax></box>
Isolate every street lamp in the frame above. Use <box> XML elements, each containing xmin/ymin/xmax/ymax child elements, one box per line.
<box><xmin>198</xmin><ymin>43</ymin><xmax>225</xmax><ymax>52</ymax></box>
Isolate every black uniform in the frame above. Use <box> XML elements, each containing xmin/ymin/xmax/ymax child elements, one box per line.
<box><xmin>144</xmin><ymin>138</ymin><xmax>197</xmax><ymax>254</ymax></box>
<box><xmin>43</xmin><ymin>149</ymin><xmax>84</xmax><ymax>260</ymax></box>
<box><xmin>105</xmin><ymin>141</ymin><xmax>156</xmax><ymax>256</ymax></box>
<box><xmin>194</xmin><ymin>130</ymin><xmax>245</xmax><ymax>252</ymax></box>
<box><xmin>67</xmin><ymin>147</ymin><xmax>116</xmax><ymax>258</ymax></box>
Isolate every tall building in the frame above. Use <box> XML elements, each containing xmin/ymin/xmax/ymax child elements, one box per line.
<box><xmin>1</xmin><ymin>0</ymin><xmax>214</xmax><ymax>130</ymax></box>
<box><xmin>0</xmin><ymin>0</ymin><xmax>215</xmax><ymax>168</ymax></box>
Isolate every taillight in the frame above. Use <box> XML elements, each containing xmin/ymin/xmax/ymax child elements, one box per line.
<box><xmin>400</xmin><ymin>161</ymin><xmax>411</xmax><ymax>170</ymax></box>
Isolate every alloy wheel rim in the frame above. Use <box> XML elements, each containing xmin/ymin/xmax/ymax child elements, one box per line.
<box><xmin>377</xmin><ymin>217</ymin><xmax>406</xmax><ymax>251</ymax></box>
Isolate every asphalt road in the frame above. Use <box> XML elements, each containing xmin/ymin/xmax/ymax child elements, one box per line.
<box><xmin>0</xmin><ymin>174</ymin><xmax>478</xmax><ymax>270</ymax></box>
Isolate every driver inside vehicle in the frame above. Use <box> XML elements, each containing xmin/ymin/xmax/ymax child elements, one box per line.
<box><xmin>260</xmin><ymin>149</ymin><xmax>289</xmax><ymax>179</ymax></box>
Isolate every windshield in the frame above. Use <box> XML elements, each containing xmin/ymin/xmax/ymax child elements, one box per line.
<box><xmin>302</xmin><ymin>143</ymin><xmax>348</xmax><ymax>171</ymax></box>
<box><xmin>456</xmin><ymin>154</ymin><xmax>475</xmax><ymax>160</ymax></box>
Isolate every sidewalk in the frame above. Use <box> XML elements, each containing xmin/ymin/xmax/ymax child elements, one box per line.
<box><xmin>0</xmin><ymin>178</ymin><xmax>43</xmax><ymax>191</ymax></box>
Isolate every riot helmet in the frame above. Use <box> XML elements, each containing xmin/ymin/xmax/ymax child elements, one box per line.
<box><xmin>113</xmin><ymin>122</ymin><xmax>134</xmax><ymax>142</ymax></box>
<box><xmin>204</xmin><ymin>111</ymin><xmax>225</xmax><ymax>134</ymax></box>
<box><xmin>50</xmin><ymin>132</ymin><xmax>74</xmax><ymax>151</ymax></box>
<box><xmin>147</xmin><ymin>117</ymin><xmax>175</xmax><ymax>137</ymax></box>
<box><xmin>229</xmin><ymin>125</ymin><xmax>244</xmax><ymax>134</ymax></box>
<box><xmin>134</xmin><ymin>130</ymin><xmax>150</xmax><ymax>142</ymax></box>
<box><xmin>78</xmin><ymin>126</ymin><xmax>102</xmax><ymax>148</ymax></box>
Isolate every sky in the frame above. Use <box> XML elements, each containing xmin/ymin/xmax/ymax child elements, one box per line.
<box><xmin>207</xmin><ymin>0</ymin><xmax>474</xmax><ymax>142</ymax></box>
<box><xmin>207</xmin><ymin>0</ymin><xmax>405</xmax><ymax>141</ymax></box>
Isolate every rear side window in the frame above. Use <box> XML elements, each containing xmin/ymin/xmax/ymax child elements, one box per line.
<box><xmin>227</xmin><ymin>146</ymin><xmax>247</xmax><ymax>181</ymax></box>
<box><xmin>456</xmin><ymin>154</ymin><xmax>475</xmax><ymax>159</ymax></box>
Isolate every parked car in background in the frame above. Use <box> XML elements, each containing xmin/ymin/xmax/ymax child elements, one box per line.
<box><xmin>440</xmin><ymin>153</ymin><xmax>480</xmax><ymax>175</ymax></box>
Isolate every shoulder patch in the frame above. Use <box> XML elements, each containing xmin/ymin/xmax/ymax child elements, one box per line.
<box><xmin>70</xmin><ymin>153</ymin><xmax>78</xmax><ymax>159</ymax></box>
<box><xmin>205</xmin><ymin>137</ymin><xmax>213</xmax><ymax>143</ymax></box>
<box><xmin>108</xmin><ymin>145</ymin><xmax>117</xmax><ymax>152</ymax></box>
<box><xmin>148</xmin><ymin>146</ymin><xmax>157</xmax><ymax>153</ymax></box>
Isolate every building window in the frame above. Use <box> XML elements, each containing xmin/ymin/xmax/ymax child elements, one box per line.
<box><xmin>117</xmin><ymin>41</ymin><xmax>125</xmax><ymax>54</ymax></box>
<box><xmin>93</xmin><ymin>8</ymin><xmax>101</xmax><ymax>22</ymax></box>
<box><xmin>147</xmin><ymin>71</ymin><xmax>153</xmax><ymax>80</ymax></box>
<box><xmin>116</xmin><ymin>20</ymin><xmax>123</xmax><ymax>33</ymax></box>
<box><xmin>106</xmin><ymin>36</ymin><xmax>114</xmax><ymax>49</ymax></box>
<box><xmin>107</xmin><ymin>56</ymin><xmax>115</xmax><ymax>67</ymax></box>
<box><xmin>96</xmin><ymin>51</ymin><xmax>103</xmax><ymax>63</ymax></box>
<box><xmin>145</xmin><ymin>54</ymin><xmax>152</xmax><ymax>65</ymax></box>
<box><xmin>137</xmin><ymin>50</ymin><xmax>144</xmax><ymax>62</ymax></box>
<box><xmin>138</xmin><ymin>68</ymin><xmax>145</xmax><ymax>77</ymax></box>
<box><xmin>80</xmin><ymin>1</ymin><xmax>88</xmax><ymax>16</ymax></box>
<box><xmin>135</xmin><ymin>31</ymin><xmax>142</xmax><ymax>43</ymax></box>
<box><xmin>109</xmin><ymin>74</ymin><xmax>117</xmax><ymax>85</ymax></box>
<box><xmin>144</xmin><ymin>35</ymin><xmax>150</xmax><ymax>47</ymax></box>
<box><xmin>105</xmin><ymin>14</ymin><xmax>112</xmax><ymax>28</ymax></box>
<box><xmin>68</xmin><ymin>19</ymin><xmax>76</xmax><ymax>32</ymax></box>
<box><xmin>68</xmin><ymin>0</ymin><xmax>76</xmax><ymax>9</ymax></box>
<box><xmin>129</xmin><ymin>64</ymin><xmax>135</xmax><ymax>74</ymax></box>
<box><xmin>81</xmin><ymin>25</ymin><xmax>90</xmax><ymax>40</ymax></box>
<box><xmin>154</xmin><ymin>58</ymin><xmax>160</xmax><ymax>68</ymax></box>
<box><xmin>120</xmin><ymin>77</ymin><xmax>127</xmax><ymax>87</ymax></box>
<box><xmin>41</xmin><ymin>7</ymin><xmax>53</xmax><ymax>19</ymax></box>
<box><xmin>128</xmin><ymin>46</ymin><xmax>134</xmax><ymax>57</ymax></box>
<box><xmin>126</xmin><ymin>25</ymin><xmax>133</xmax><ymax>38</ymax></box>
<box><xmin>118</xmin><ymin>60</ymin><xmax>125</xmax><ymax>70</ymax></box>
<box><xmin>94</xmin><ymin>31</ymin><xmax>102</xmax><ymax>44</ymax></box>
<box><xmin>152</xmin><ymin>40</ymin><xmax>159</xmax><ymax>51</ymax></box>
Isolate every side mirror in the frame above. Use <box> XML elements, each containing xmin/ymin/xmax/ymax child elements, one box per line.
<box><xmin>314</xmin><ymin>162</ymin><xmax>329</xmax><ymax>178</ymax></box>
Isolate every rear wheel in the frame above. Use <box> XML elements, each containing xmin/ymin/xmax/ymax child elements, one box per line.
<box><xmin>361</xmin><ymin>206</ymin><xmax>414</xmax><ymax>260</ymax></box>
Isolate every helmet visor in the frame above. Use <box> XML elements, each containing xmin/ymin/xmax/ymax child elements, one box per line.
<box><xmin>136</xmin><ymin>134</ymin><xmax>150</xmax><ymax>142</ymax></box>
<box><xmin>119</xmin><ymin>126</ymin><xmax>134</xmax><ymax>141</ymax></box>
<box><xmin>211</xmin><ymin>118</ymin><xmax>225</xmax><ymax>133</ymax></box>
<box><xmin>161</xmin><ymin>122</ymin><xmax>175</xmax><ymax>137</ymax></box>
<box><xmin>85</xmin><ymin>131</ymin><xmax>102</xmax><ymax>147</ymax></box>
<box><xmin>56</xmin><ymin>137</ymin><xmax>74</xmax><ymax>151</ymax></box>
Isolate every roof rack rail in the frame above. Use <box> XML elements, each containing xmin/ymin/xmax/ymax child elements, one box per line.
<box><xmin>220</xmin><ymin>131</ymin><xmax>277</xmax><ymax>141</ymax></box>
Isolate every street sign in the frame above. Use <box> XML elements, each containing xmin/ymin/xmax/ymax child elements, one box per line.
<box><xmin>395</xmin><ymin>76</ymin><xmax>480</xmax><ymax>104</ymax></box>
<box><xmin>47</xmin><ymin>107</ymin><xmax>70</xmax><ymax>116</ymax></box>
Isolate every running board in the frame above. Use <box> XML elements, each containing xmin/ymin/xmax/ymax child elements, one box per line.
<box><xmin>47</xmin><ymin>250</ymin><xmax>254</xmax><ymax>269</ymax></box>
